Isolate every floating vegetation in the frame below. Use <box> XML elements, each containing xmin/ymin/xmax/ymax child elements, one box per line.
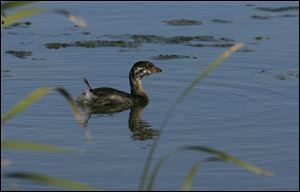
<box><xmin>1</xmin><ymin>69</ymin><xmax>12</xmax><ymax>78</ymax></box>
<box><xmin>287</xmin><ymin>70</ymin><xmax>299</xmax><ymax>78</ymax></box>
<box><xmin>254</xmin><ymin>36</ymin><xmax>263</xmax><ymax>40</ymax></box>
<box><xmin>259</xmin><ymin>69</ymin><xmax>267</xmax><ymax>74</ymax></box>
<box><xmin>211</xmin><ymin>19</ymin><xmax>233</xmax><ymax>23</ymax></box>
<box><xmin>250</xmin><ymin>13</ymin><xmax>298</xmax><ymax>20</ymax></box>
<box><xmin>31</xmin><ymin>58</ymin><xmax>47</xmax><ymax>61</ymax></box>
<box><xmin>3</xmin><ymin>21</ymin><xmax>32</xmax><ymax>29</ymax></box>
<box><xmin>45</xmin><ymin>43</ymin><xmax>69</xmax><ymax>49</ymax></box>
<box><xmin>275</xmin><ymin>74</ymin><xmax>290</xmax><ymax>80</ymax></box>
<box><xmin>24</xmin><ymin>21</ymin><xmax>31</xmax><ymax>25</ymax></box>
<box><xmin>7</xmin><ymin>32</ymin><xmax>18</xmax><ymax>35</ymax></box>
<box><xmin>45</xmin><ymin>40</ymin><xmax>140</xmax><ymax>49</ymax></box>
<box><xmin>14</xmin><ymin>21</ymin><xmax>31</xmax><ymax>26</ymax></box>
<box><xmin>162</xmin><ymin>19</ymin><xmax>202</xmax><ymax>26</ymax></box>
<box><xmin>237</xmin><ymin>47</ymin><xmax>255</xmax><ymax>52</ymax></box>
<box><xmin>108</xmin><ymin>34</ymin><xmax>235</xmax><ymax>45</ymax></box>
<box><xmin>245</xmin><ymin>3</ymin><xmax>255</xmax><ymax>7</ymax></box>
<box><xmin>256</xmin><ymin>6</ymin><xmax>299</xmax><ymax>12</ymax></box>
<box><xmin>46</xmin><ymin>34</ymin><xmax>236</xmax><ymax>50</ymax></box>
<box><xmin>82</xmin><ymin>31</ymin><xmax>91</xmax><ymax>35</ymax></box>
<box><xmin>254</xmin><ymin>36</ymin><xmax>270</xmax><ymax>41</ymax></box>
<box><xmin>279</xmin><ymin>14</ymin><xmax>299</xmax><ymax>17</ymax></box>
<box><xmin>5</xmin><ymin>50</ymin><xmax>32</xmax><ymax>59</ymax></box>
<box><xmin>275</xmin><ymin>70</ymin><xmax>299</xmax><ymax>80</ymax></box>
<box><xmin>152</xmin><ymin>54</ymin><xmax>197</xmax><ymax>60</ymax></box>
<box><xmin>118</xmin><ymin>49</ymin><xmax>131</xmax><ymax>52</ymax></box>
<box><xmin>250</xmin><ymin>15</ymin><xmax>272</xmax><ymax>19</ymax></box>
<box><xmin>189</xmin><ymin>43</ymin><xmax>236</xmax><ymax>48</ymax></box>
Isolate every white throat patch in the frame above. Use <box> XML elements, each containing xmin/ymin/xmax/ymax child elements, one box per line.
<box><xmin>134</xmin><ymin>67</ymin><xmax>151</xmax><ymax>79</ymax></box>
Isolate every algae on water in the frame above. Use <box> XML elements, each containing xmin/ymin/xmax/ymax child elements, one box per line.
<box><xmin>152</xmin><ymin>54</ymin><xmax>197</xmax><ymax>60</ymax></box>
<box><xmin>6</xmin><ymin>50</ymin><xmax>32</xmax><ymax>59</ymax></box>
<box><xmin>162</xmin><ymin>19</ymin><xmax>202</xmax><ymax>26</ymax></box>
<box><xmin>256</xmin><ymin>6</ymin><xmax>299</xmax><ymax>12</ymax></box>
<box><xmin>45</xmin><ymin>40</ymin><xmax>140</xmax><ymax>49</ymax></box>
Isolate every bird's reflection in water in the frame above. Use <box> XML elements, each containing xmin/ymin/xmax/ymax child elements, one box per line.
<box><xmin>78</xmin><ymin>101</ymin><xmax>159</xmax><ymax>141</ymax></box>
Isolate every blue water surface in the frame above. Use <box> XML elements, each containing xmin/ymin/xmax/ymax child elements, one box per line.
<box><xmin>1</xmin><ymin>1</ymin><xmax>299</xmax><ymax>191</ymax></box>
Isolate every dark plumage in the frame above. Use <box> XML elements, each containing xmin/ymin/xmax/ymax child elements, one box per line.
<box><xmin>77</xmin><ymin>61</ymin><xmax>162</xmax><ymax>112</ymax></box>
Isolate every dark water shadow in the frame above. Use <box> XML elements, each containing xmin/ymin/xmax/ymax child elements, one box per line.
<box><xmin>77</xmin><ymin>102</ymin><xmax>159</xmax><ymax>141</ymax></box>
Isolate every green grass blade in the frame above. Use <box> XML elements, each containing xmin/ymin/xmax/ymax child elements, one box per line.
<box><xmin>54</xmin><ymin>87</ymin><xmax>85</xmax><ymax>126</ymax></box>
<box><xmin>181</xmin><ymin>146</ymin><xmax>273</xmax><ymax>176</ymax></box>
<box><xmin>139</xmin><ymin>43</ymin><xmax>244</xmax><ymax>191</ymax></box>
<box><xmin>1</xmin><ymin>87</ymin><xmax>53</xmax><ymax>123</ymax></box>
<box><xmin>1</xmin><ymin>1</ymin><xmax>38</xmax><ymax>11</ymax></box>
<box><xmin>181</xmin><ymin>161</ymin><xmax>200</xmax><ymax>191</ymax></box>
<box><xmin>4</xmin><ymin>172</ymin><xmax>102</xmax><ymax>191</ymax></box>
<box><xmin>147</xmin><ymin>144</ymin><xmax>272</xmax><ymax>190</ymax></box>
<box><xmin>146</xmin><ymin>156</ymin><xmax>169</xmax><ymax>191</ymax></box>
<box><xmin>140</xmin><ymin>148</ymin><xmax>154</xmax><ymax>190</ymax></box>
<box><xmin>53</xmin><ymin>9</ymin><xmax>86</xmax><ymax>27</ymax></box>
<box><xmin>1</xmin><ymin>86</ymin><xmax>85</xmax><ymax>126</ymax></box>
<box><xmin>176</xmin><ymin>43</ymin><xmax>244</xmax><ymax>103</ymax></box>
<box><xmin>1</xmin><ymin>8</ymin><xmax>48</xmax><ymax>27</ymax></box>
<box><xmin>1</xmin><ymin>139</ymin><xmax>77</xmax><ymax>153</ymax></box>
<box><xmin>1</xmin><ymin>7</ymin><xmax>86</xmax><ymax>28</ymax></box>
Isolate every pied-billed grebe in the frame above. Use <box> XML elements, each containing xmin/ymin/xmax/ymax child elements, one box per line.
<box><xmin>77</xmin><ymin>61</ymin><xmax>162</xmax><ymax>109</ymax></box>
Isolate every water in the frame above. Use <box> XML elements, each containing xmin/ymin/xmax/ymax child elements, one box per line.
<box><xmin>1</xmin><ymin>1</ymin><xmax>299</xmax><ymax>191</ymax></box>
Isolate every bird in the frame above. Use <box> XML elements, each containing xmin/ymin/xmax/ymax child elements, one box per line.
<box><xmin>77</xmin><ymin>61</ymin><xmax>162</xmax><ymax>113</ymax></box>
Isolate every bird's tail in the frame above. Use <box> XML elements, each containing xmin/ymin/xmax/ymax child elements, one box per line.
<box><xmin>84</xmin><ymin>78</ymin><xmax>92</xmax><ymax>91</ymax></box>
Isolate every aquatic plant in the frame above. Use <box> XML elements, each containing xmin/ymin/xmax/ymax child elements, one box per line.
<box><xmin>162</xmin><ymin>19</ymin><xmax>203</xmax><ymax>26</ymax></box>
<box><xmin>45</xmin><ymin>40</ymin><xmax>140</xmax><ymax>49</ymax></box>
<box><xmin>211</xmin><ymin>19</ymin><xmax>233</xmax><ymax>23</ymax></box>
<box><xmin>256</xmin><ymin>6</ymin><xmax>299</xmax><ymax>12</ymax></box>
<box><xmin>152</xmin><ymin>54</ymin><xmax>197</xmax><ymax>60</ymax></box>
<box><xmin>5</xmin><ymin>50</ymin><xmax>32</xmax><ymax>59</ymax></box>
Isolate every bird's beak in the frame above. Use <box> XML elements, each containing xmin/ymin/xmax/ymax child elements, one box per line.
<box><xmin>152</xmin><ymin>66</ymin><xmax>162</xmax><ymax>73</ymax></box>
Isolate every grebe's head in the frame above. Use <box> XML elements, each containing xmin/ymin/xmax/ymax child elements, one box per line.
<box><xmin>130</xmin><ymin>61</ymin><xmax>162</xmax><ymax>80</ymax></box>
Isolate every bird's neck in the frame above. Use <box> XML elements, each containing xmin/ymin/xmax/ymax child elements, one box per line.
<box><xmin>129</xmin><ymin>72</ymin><xmax>149</xmax><ymax>103</ymax></box>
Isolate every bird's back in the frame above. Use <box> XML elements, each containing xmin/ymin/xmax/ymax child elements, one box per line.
<box><xmin>90</xmin><ymin>87</ymin><xmax>133</xmax><ymax>106</ymax></box>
